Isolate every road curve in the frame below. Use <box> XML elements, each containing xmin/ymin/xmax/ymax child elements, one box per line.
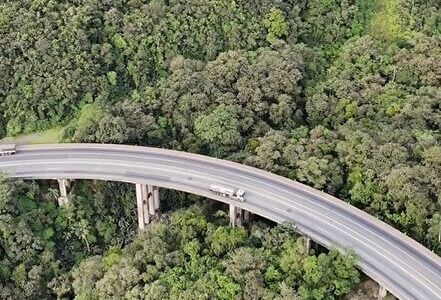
<box><xmin>0</xmin><ymin>144</ymin><xmax>440</xmax><ymax>300</ymax></box>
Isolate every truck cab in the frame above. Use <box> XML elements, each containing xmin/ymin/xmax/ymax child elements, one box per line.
<box><xmin>235</xmin><ymin>189</ymin><xmax>245</xmax><ymax>201</ymax></box>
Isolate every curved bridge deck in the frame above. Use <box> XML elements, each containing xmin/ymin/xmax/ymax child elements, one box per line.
<box><xmin>0</xmin><ymin>144</ymin><xmax>440</xmax><ymax>300</ymax></box>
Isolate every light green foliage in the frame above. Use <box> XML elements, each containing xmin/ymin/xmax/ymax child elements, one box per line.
<box><xmin>12</xmin><ymin>264</ymin><xmax>26</xmax><ymax>288</ymax></box>
<box><xmin>280</xmin><ymin>239</ymin><xmax>307</xmax><ymax>280</ymax></box>
<box><xmin>106</xmin><ymin>71</ymin><xmax>118</xmax><ymax>86</ymax></box>
<box><xmin>62</xmin><ymin>104</ymin><xmax>104</xmax><ymax>142</ymax></box>
<box><xmin>368</xmin><ymin>0</ymin><xmax>405</xmax><ymax>42</ymax></box>
<box><xmin>102</xmin><ymin>247</ymin><xmax>121</xmax><ymax>271</ymax></box>
<box><xmin>206</xmin><ymin>226</ymin><xmax>247</xmax><ymax>256</ymax></box>
<box><xmin>264</xmin><ymin>8</ymin><xmax>288</xmax><ymax>43</ymax></box>
<box><xmin>62</xmin><ymin>101</ymin><xmax>163</xmax><ymax>145</ymax></box>
<box><xmin>72</xmin><ymin>256</ymin><xmax>104</xmax><ymax>300</ymax></box>
<box><xmin>64</xmin><ymin>207</ymin><xmax>358</xmax><ymax>299</ymax></box>
<box><xmin>245</xmin><ymin>130</ymin><xmax>288</xmax><ymax>173</ymax></box>
<box><xmin>0</xmin><ymin>127</ymin><xmax>62</xmax><ymax>144</ymax></box>
<box><xmin>299</xmin><ymin>250</ymin><xmax>359</xmax><ymax>299</ymax></box>
<box><xmin>367</xmin><ymin>0</ymin><xmax>439</xmax><ymax>42</ymax></box>
<box><xmin>112</xmin><ymin>34</ymin><xmax>127</xmax><ymax>50</ymax></box>
<box><xmin>296</xmin><ymin>156</ymin><xmax>334</xmax><ymax>189</ymax></box>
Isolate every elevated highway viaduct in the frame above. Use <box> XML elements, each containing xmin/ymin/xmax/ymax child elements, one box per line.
<box><xmin>0</xmin><ymin>144</ymin><xmax>440</xmax><ymax>300</ymax></box>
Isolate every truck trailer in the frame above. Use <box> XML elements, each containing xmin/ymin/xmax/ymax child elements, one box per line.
<box><xmin>209</xmin><ymin>184</ymin><xmax>246</xmax><ymax>201</ymax></box>
<box><xmin>0</xmin><ymin>144</ymin><xmax>16</xmax><ymax>156</ymax></box>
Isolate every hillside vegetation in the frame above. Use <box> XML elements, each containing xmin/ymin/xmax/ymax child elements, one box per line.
<box><xmin>0</xmin><ymin>178</ymin><xmax>360</xmax><ymax>299</ymax></box>
<box><xmin>0</xmin><ymin>0</ymin><xmax>439</xmax><ymax>298</ymax></box>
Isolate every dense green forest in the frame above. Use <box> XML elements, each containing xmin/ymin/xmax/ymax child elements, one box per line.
<box><xmin>0</xmin><ymin>177</ymin><xmax>361</xmax><ymax>299</ymax></box>
<box><xmin>0</xmin><ymin>0</ymin><xmax>440</xmax><ymax>298</ymax></box>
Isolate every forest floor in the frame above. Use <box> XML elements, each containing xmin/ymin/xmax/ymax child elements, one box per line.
<box><xmin>0</xmin><ymin>127</ymin><xmax>62</xmax><ymax>145</ymax></box>
<box><xmin>344</xmin><ymin>278</ymin><xmax>397</xmax><ymax>300</ymax></box>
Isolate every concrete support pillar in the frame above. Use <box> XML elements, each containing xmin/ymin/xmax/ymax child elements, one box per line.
<box><xmin>236</xmin><ymin>207</ymin><xmax>243</xmax><ymax>227</ymax></box>
<box><xmin>58</xmin><ymin>179</ymin><xmax>68</xmax><ymax>198</ymax></box>
<box><xmin>243</xmin><ymin>210</ymin><xmax>250</xmax><ymax>224</ymax></box>
<box><xmin>136</xmin><ymin>183</ymin><xmax>148</xmax><ymax>231</ymax></box>
<box><xmin>147</xmin><ymin>185</ymin><xmax>160</xmax><ymax>215</ymax></box>
<box><xmin>377</xmin><ymin>284</ymin><xmax>387</xmax><ymax>300</ymax></box>
<box><xmin>136</xmin><ymin>184</ymin><xmax>160</xmax><ymax>231</ymax></box>
<box><xmin>57</xmin><ymin>179</ymin><xmax>70</xmax><ymax>206</ymax></box>
<box><xmin>229</xmin><ymin>205</ymin><xmax>249</xmax><ymax>227</ymax></box>
<box><xmin>304</xmin><ymin>237</ymin><xmax>311</xmax><ymax>254</ymax></box>
<box><xmin>229</xmin><ymin>204</ymin><xmax>238</xmax><ymax>227</ymax></box>
<box><xmin>147</xmin><ymin>185</ymin><xmax>155</xmax><ymax>216</ymax></box>
<box><xmin>153</xmin><ymin>186</ymin><xmax>160</xmax><ymax>212</ymax></box>
<box><xmin>141</xmin><ymin>184</ymin><xmax>150</xmax><ymax>225</ymax></box>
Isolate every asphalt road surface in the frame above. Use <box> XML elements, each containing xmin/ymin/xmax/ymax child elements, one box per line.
<box><xmin>0</xmin><ymin>144</ymin><xmax>440</xmax><ymax>300</ymax></box>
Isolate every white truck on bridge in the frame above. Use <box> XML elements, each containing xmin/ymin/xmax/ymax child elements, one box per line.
<box><xmin>209</xmin><ymin>184</ymin><xmax>245</xmax><ymax>201</ymax></box>
<box><xmin>0</xmin><ymin>144</ymin><xmax>16</xmax><ymax>156</ymax></box>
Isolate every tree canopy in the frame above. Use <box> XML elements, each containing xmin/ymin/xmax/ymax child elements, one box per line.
<box><xmin>0</xmin><ymin>0</ymin><xmax>440</xmax><ymax>298</ymax></box>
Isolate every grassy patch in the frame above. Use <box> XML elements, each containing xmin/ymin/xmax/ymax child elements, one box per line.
<box><xmin>1</xmin><ymin>127</ymin><xmax>62</xmax><ymax>144</ymax></box>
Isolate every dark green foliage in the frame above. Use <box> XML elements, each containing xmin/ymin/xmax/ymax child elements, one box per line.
<box><xmin>61</xmin><ymin>101</ymin><xmax>165</xmax><ymax>145</ymax></box>
<box><xmin>398</xmin><ymin>0</ymin><xmax>440</xmax><ymax>35</ymax></box>
<box><xmin>298</xmin><ymin>249</ymin><xmax>359</xmax><ymax>299</ymax></box>
<box><xmin>0</xmin><ymin>0</ymin><xmax>306</xmax><ymax>136</ymax></box>
<box><xmin>0</xmin><ymin>0</ymin><xmax>439</xmax><ymax>298</ymax></box>
<box><xmin>0</xmin><ymin>178</ymin><xmax>136</xmax><ymax>299</ymax></box>
<box><xmin>302</xmin><ymin>33</ymin><xmax>441</xmax><ymax>245</ymax></box>
<box><xmin>0</xmin><ymin>178</ymin><xmax>360</xmax><ymax>299</ymax></box>
<box><xmin>158</xmin><ymin>44</ymin><xmax>305</xmax><ymax>155</ymax></box>
<box><xmin>302</xmin><ymin>0</ymin><xmax>363</xmax><ymax>47</ymax></box>
<box><xmin>194</xmin><ymin>104</ymin><xmax>241</xmax><ymax>147</ymax></box>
